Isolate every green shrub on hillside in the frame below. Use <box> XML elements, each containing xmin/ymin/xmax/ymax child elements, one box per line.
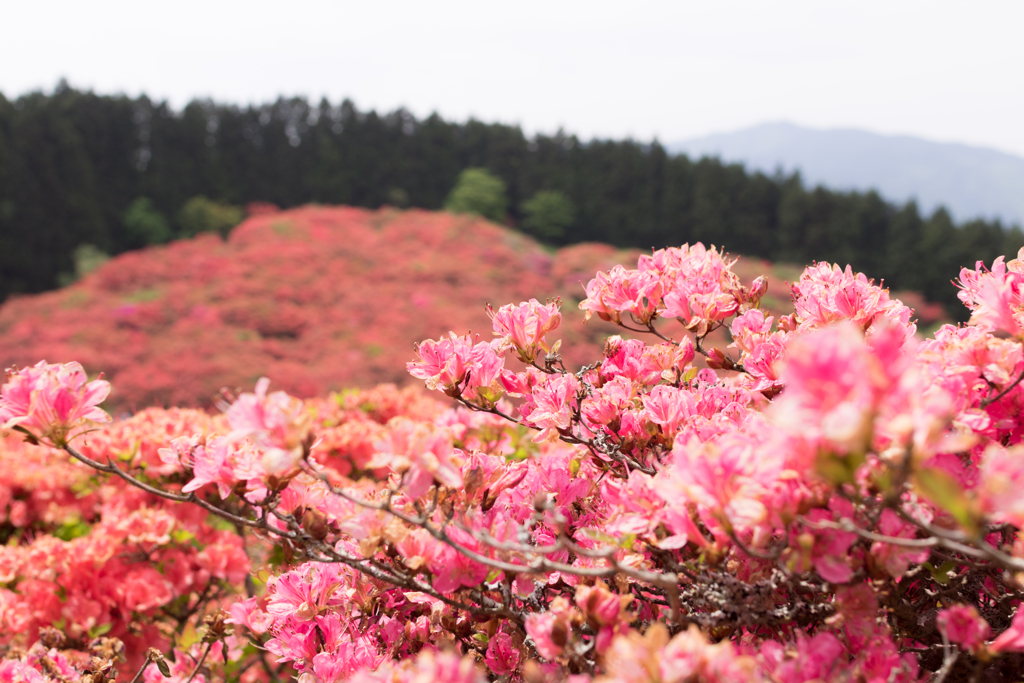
<box><xmin>444</xmin><ymin>169</ymin><xmax>508</xmax><ymax>223</ymax></box>
<box><xmin>123</xmin><ymin>197</ymin><xmax>172</xmax><ymax>247</ymax></box>
<box><xmin>177</xmin><ymin>196</ymin><xmax>244</xmax><ymax>239</ymax></box>
<box><xmin>520</xmin><ymin>190</ymin><xmax>575</xmax><ymax>239</ymax></box>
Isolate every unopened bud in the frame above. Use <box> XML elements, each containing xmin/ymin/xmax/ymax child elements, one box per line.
<box><xmin>39</xmin><ymin>627</ymin><xmax>65</xmax><ymax>649</ymax></box>
<box><xmin>750</xmin><ymin>276</ymin><xmax>768</xmax><ymax>301</ymax></box>
<box><xmin>523</xmin><ymin>660</ymin><xmax>545</xmax><ymax>683</ymax></box>
<box><xmin>603</xmin><ymin>335</ymin><xmax>623</xmax><ymax>358</ymax></box>
<box><xmin>203</xmin><ymin>611</ymin><xmax>231</xmax><ymax>641</ymax></box>
<box><xmin>301</xmin><ymin>508</ymin><xmax>329</xmax><ymax>541</ymax></box>
<box><xmin>778</xmin><ymin>314</ymin><xmax>798</xmax><ymax>332</ymax></box>
<box><xmin>705</xmin><ymin>348</ymin><xmax>727</xmax><ymax>369</ymax></box>
<box><xmin>677</xmin><ymin>336</ymin><xmax>696</xmax><ymax>367</ymax></box>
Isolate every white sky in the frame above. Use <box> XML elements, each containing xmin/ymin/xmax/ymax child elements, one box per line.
<box><xmin>3</xmin><ymin>0</ymin><xmax>1023</xmax><ymax>155</ymax></box>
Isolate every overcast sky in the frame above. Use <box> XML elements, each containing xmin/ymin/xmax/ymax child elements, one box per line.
<box><xmin>4</xmin><ymin>0</ymin><xmax>1023</xmax><ymax>155</ymax></box>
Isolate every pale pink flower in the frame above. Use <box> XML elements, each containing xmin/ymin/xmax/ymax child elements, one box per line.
<box><xmin>759</xmin><ymin>632</ymin><xmax>845</xmax><ymax>683</ymax></box>
<box><xmin>428</xmin><ymin>527</ymin><xmax>489</xmax><ymax>594</ymax></box>
<box><xmin>979</xmin><ymin>443</ymin><xmax>1024</xmax><ymax>527</ymax></box>
<box><xmin>642</xmin><ymin>385</ymin><xmax>697</xmax><ymax>439</ymax></box>
<box><xmin>0</xmin><ymin>361</ymin><xmax>110</xmax><ymax>445</ymax></box>
<box><xmin>226</xmin><ymin>377</ymin><xmax>310</xmax><ymax>474</ymax></box>
<box><xmin>870</xmin><ymin>509</ymin><xmax>928</xmax><ymax>579</ymax></box>
<box><xmin>522</xmin><ymin>373</ymin><xmax>579</xmax><ymax>442</ymax></box>
<box><xmin>407</xmin><ymin>333</ymin><xmax>478</xmax><ymax>392</ymax></box>
<box><xmin>772</xmin><ymin>322</ymin><xmax>900</xmax><ymax>454</ymax></box>
<box><xmin>580</xmin><ymin>265</ymin><xmax>662</xmax><ymax>324</ymax></box>
<box><xmin>227</xmin><ymin>597</ymin><xmax>273</xmax><ymax>635</ymax></box>
<box><xmin>957</xmin><ymin>249</ymin><xmax>1024</xmax><ymax>337</ymax></box>
<box><xmin>990</xmin><ymin>608</ymin><xmax>1024</xmax><ymax>653</ymax></box>
<box><xmin>370</xmin><ymin>417</ymin><xmax>462</xmax><ymax>497</ymax></box>
<box><xmin>655</xmin><ymin>432</ymin><xmax>782</xmax><ymax>533</ymax></box>
<box><xmin>525</xmin><ymin>610</ymin><xmax>568</xmax><ymax>661</ymax></box>
<box><xmin>487</xmin><ymin>298</ymin><xmax>561</xmax><ymax>362</ymax></box>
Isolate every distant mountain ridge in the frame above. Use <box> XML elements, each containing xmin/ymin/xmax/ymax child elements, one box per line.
<box><xmin>670</xmin><ymin>123</ymin><xmax>1024</xmax><ymax>227</ymax></box>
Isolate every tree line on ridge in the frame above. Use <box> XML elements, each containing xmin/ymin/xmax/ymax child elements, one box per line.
<box><xmin>1</xmin><ymin>81</ymin><xmax>1020</xmax><ymax>319</ymax></box>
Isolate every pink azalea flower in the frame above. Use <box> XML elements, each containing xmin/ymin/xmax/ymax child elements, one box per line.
<box><xmin>525</xmin><ymin>609</ymin><xmax>569</xmax><ymax>661</ymax></box>
<box><xmin>487</xmin><ymin>298</ymin><xmax>561</xmax><ymax>362</ymax></box>
<box><xmin>0</xmin><ymin>361</ymin><xmax>110</xmax><ymax>446</ymax></box>
<box><xmin>428</xmin><ymin>527</ymin><xmax>489</xmax><ymax>594</ymax></box>
<box><xmin>522</xmin><ymin>373</ymin><xmax>579</xmax><ymax>442</ymax></box>
<box><xmin>484</xmin><ymin>632</ymin><xmax>521</xmax><ymax>675</ymax></box>
<box><xmin>937</xmin><ymin>605</ymin><xmax>990</xmax><ymax>652</ymax></box>
<box><xmin>957</xmin><ymin>250</ymin><xmax>1024</xmax><ymax>337</ymax></box>
<box><xmin>870</xmin><ymin>509</ymin><xmax>928</xmax><ymax>579</ymax></box>
<box><xmin>990</xmin><ymin>608</ymin><xmax>1024</xmax><ymax>653</ymax></box>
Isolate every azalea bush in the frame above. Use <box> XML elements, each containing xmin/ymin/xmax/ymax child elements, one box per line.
<box><xmin>3</xmin><ymin>243</ymin><xmax>1024</xmax><ymax>682</ymax></box>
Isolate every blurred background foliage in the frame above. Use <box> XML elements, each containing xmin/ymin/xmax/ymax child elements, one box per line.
<box><xmin>0</xmin><ymin>83</ymin><xmax>1020</xmax><ymax>318</ymax></box>
<box><xmin>444</xmin><ymin>168</ymin><xmax>509</xmax><ymax>223</ymax></box>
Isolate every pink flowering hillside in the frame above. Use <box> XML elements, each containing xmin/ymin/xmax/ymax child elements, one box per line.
<box><xmin>1</xmin><ymin>241</ymin><xmax>1022</xmax><ymax>683</ymax></box>
<box><xmin>0</xmin><ymin>206</ymin><xmax>641</xmax><ymax>411</ymax></box>
<box><xmin>0</xmin><ymin>205</ymin><xmax>946</xmax><ymax>414</ymax></box>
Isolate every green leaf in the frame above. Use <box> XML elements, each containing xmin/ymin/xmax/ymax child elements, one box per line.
<box><xmin>914</xmin><ymin>467</ymin><xmax>979</xmax><ymax>536</ymax></box>
<box><xmin>178</xmin><ymin>622</ymin><xmax>199</xmax><ymax>650</ymax></box>
<box><xmin>54</xmin><ymin>519</ymin><xmax>91</xmax><ymax>541</ymax></box>
<box><xmin>155</xmin><ymin>657</ymin><xmax>171</xmax><ymax>677</ymax></box>
<box><xmin>89</xmin><ymin>622</ymin><xmax>113</xmax><ymax>638</ymax></box>
<box><xmin>206</xmin><ymin>514</ymin><xmax>237</xmax><ymax>533</ymax></box>
<box><xmin>814</xmin><ymin>450</ymin><xmax>865</xmax><ymax>485</ymax></box>
<box><xmin>578</xmin><ymin>527</ymin><xmax>617</xmax><ymax>546</ymax></box>
<box><xmin>170</xmin><ymin>528</ymin><xmax>195</xmax><ymax>545</ymax></box>
<box><xmin>923</xmin><ymin>560</ymin><xmax>958</xmax><ymax>585</ymax></box>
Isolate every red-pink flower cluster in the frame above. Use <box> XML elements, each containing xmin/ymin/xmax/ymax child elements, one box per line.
<box><xmin>10</xmin><ymin>242</ymin><xmax>1024</xmax><ymax>682</ymax></box>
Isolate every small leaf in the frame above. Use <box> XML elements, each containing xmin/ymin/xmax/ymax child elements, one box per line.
<box><xmin>155</xmin><ymin>658</ymin><xmax>171</xmax><ymax>678</ymax></box>
<box><xmin>170</xmin><ymin>528</ymin><xmax>195</xmax><ymax>545</ymax></box>
<box><xmin>12</xmin><ymin>425</ymin><xmax>39</xmax><ymax>446</ymax></box>
<box><xmin>89</xmin><ymin>622</ymin><xmax>113</xmax><ymax>638</ymax></box>
<box><xmin>914</xmin><ymin>467</ymin><xmax>979</xmax><ymax>536</ymax></box>
<box><xmin>579</xmin><ymin>527</ymin><xmax>616</xmax><ymax>546</ymax></box>
<box><xmin>814</xmin><ymin>450</ymin><xmax>865</xmax><ymax>485</ymax></box>
<box><xmin>569</xmin><ymin>458</ymin><xmax>581</xmax><ymax>477</ymax></box>
<box><xmin>179</xmin><ymin>622</ymin><xmax>199</xmax><ymax>650</ymax></box>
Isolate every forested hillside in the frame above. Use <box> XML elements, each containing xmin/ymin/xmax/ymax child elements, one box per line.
<box><xmin>1</xmin><ymin>83</ymin><xmax>1021</xmax><ymax>317</ymax></box>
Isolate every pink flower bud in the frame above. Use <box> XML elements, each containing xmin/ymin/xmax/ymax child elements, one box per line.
<box><xmin>705</xmin><ymin>348</ymin><xmax>727</xmax><ymax>369</ymax></box>
<box><xmin>677</xmin><ymin>336</ymin><xmax>696</xmax><ymax>367</ymax></box>
<box><xmin>750</xmin><ymin>276</ymin><xmax>768</xmax><ymax>300</ymax></box>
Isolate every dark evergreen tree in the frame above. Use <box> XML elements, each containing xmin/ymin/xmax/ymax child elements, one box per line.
<box><xmin>0</xmin><ymin>83</ymin><xmax>1020</xmax><ymax>321</ymax></box>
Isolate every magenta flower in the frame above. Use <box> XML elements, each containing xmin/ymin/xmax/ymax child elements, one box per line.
<box><xmin>937</xmin><ymin>605</ymin><xmax>991</xmax><ymax>652</ymax></box>
<box><xmin>484</xmin><ymin>632</ymin><xmax>521</xmax><ymax>675</ymax></box>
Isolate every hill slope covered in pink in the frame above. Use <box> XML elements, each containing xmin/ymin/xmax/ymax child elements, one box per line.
<box><xmin>0</xmin><ymin>205</ymin><xmax>944</xmax><ymax>411</ymax></box>
<box><xmin>0</xmin><ymin>207</ymin><xmax>640</xmax><ymax>409</ymax></box>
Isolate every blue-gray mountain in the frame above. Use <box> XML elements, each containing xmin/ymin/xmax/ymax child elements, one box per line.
<box><xmin>670</xmin><ymin>123</ymin><xmax>1024</xmax><ymax>227</ymax></box>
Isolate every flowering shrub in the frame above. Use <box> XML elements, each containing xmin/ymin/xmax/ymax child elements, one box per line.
<box><xmin>0</xmin><ymin>208</ymin><xmax>644</xmax><ymax>411</ymax></box>
<box><xmin>2</xmin><ymin>241</ymin><xmax>1021</xmax><ymax>682</ymax></box>
<box><xmin>0</xmin><ymin>207</ymin><xmax>946</xmax><ymax>413</ymax></box>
